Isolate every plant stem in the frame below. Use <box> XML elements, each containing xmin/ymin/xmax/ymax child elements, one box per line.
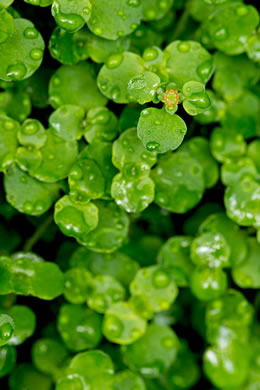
<box><xmin>23</xmin><ymin>214</ymin><xmax>53</xmax><ymax>252</ymax></box>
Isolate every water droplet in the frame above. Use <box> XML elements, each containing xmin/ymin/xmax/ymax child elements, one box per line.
<box><xmin>35</xmin><ymin>201</ymin><xmax>45</xmax><ymax>213</ymax></box>
<box><xmin>159</xmin><ymin>300</ymin><xmax>170</xmax><ymax>310</ymax></box>
<box><xmin>159</xmin><ymin>0</ymin><xmax>169</xmax><ymax>9</ymax></box>
<box><xmin>111</xmin><ymin>86</ymin><xmax>120</xmax><ymax>101</ymax></box>
<box><xmin>50</xmin><ymin>95</ymin><xmax>62</xmax><ymax>107</ymax></box>
<box><xmin>4</xmin><ymin>120</ymin><xmax>14</xmax><ymax>130</ymax></box>
<box><xmin>162</xmin><ymin>336</ymin><xmax>175</xmax><ymax>349</ymax></box>
<box><xmin>93</xmin><ymin>26</ymin><xmax>103</xmax><ymax>36</ymax></box>
<box><xmin>152</xmin><ymin>268</ymin><xmax>170</xmax><ymax>288</ymax></box>
<box><xmin>23</xmin><ymin>201</ymin><xmax>33</xmax><ymax>213</ymax></box>
<box><xmin>104</xmin><ymin>314</ymin><xmax>124</xmax><ymax>338</ymax></box>
<box><xmin>196</xmin><ymin>60</ymin><xmax>213</xmax><ymax>83</ymax></box>
<box><xmin>131</xmin><ymin>328</ymin><xmax>142</xmax><ymax>339</ymax></box>
<box><xmin>146</xmin><ymin>141</ymin><xmax>160</xmax><ymax>152</ymax></box>
<box><xmin>130</xmin><ymin>23</ymin><xmax>137</xmax><ymax>30</ymax></box>
<box><xmin>52</xmin><ymin>76</ymin><xmax>61</xmax><ymax>86</ymax></box>
<box><xmin>71</xmin><ymin>166</ymin><xmax>83</xmax><ymax>180</ymax></box>
<box><xmin>236</xmin><ymin>6</ymin><xmax>248</xmax><ymax>16</ymax></box>
<box><xmin>83</xmin><ymin>6</ymin><xmax>91</xmax><ymax>15</ymax></box>
<box><xmin>117</xmin><ymin>31</ymin><xmax>124</xmax><ymax>37</ymax></box>
<box><xmin>22</xmin><ymin>121</ymin><xmax>39</xmax><ymax>135</ymax></box>
<box><xmin>143</xmin><ymin>47</ymin><xmax>158</xmax><ymax>62</ymax></box>
<box><xmin>106</xmin><ymin>53</ymin><xmax>124</xmax><ymax>69</ymax></box>
<box><xmin>157</xmin><ymin>193</ymin><xmax>168</xmax><ymax>205</ymax></box>
<box><xmin>213</xmin><ymin>27</ymin><xmax>228</xmax><ymax>41</ymax></box>
<box><xmin>141</xmin><ymin>109</ymin><xmax>149</xmax><ymax>117</ymax></box>
<box><xmin>145</xmin><ymin>9</ymin><xmax>156</xmax><ymax>19</ymax></box>
<box><xmin>48</xmin><ymin>154</ymin><xmax>55</xmax><ymax>160</ymax></box>
<box><xmin>30</xmin><ymin>48</ymin><xmax>43</xmax><ymax>60</ymax></box>
<box><xmin>20</xmin><ymin>176</ymin><xmax>28</xmax><ymax>184</ymax></box>
<box><xmin>24</xmin><ymin>27</ymin><xmax>39</xmax><ymax>39</ymax></box>
<box><xmin>127</xmin><ymin>0</ymin><xmax>141</xmax><ymax>7</ymax></box>
<box><xmin>177</xmin><ymin>42</ymin><xmax>191</xmax><ymax>53</ymax></box>
<box><xmin>155</xmin><ymin>120</ymin><xmax>160</xmax><ymax>125</ymax></box>
<box><xmin>6</xmin><ymin>63</ymin><xmax>27</xmax><ymax>81</ymax></box>
<box><xmin>122</xmin><ymin>139</ymin><xmax>129</xmax><ymax>147</ymax></box>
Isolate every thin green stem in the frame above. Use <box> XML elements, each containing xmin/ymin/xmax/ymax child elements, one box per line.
<box><xmin>170</xmin><ymin>3</ymin><xmax>191</xmax><ymax>42</ymax></box>
<box><xmin>23</xmin><ymin>214</ymin><xmax>53</xmax><ymax>252</ymax></box>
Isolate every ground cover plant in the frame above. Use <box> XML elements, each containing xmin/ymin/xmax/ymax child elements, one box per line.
<box><xmin>0</xmin><ymin>0</ymin><xmax>260</xmax><ymax>389</ymax></box>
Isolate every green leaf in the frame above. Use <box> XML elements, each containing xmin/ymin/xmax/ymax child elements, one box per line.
<box><xmin>137</xmin><ymin>108</ymin><xmax>187</xmax><ymax>153</ymax></box>
<box><xmin>122</xmin><ymin>324</ymin><xmax>179</xmax><ymax>378</ymax></box>
<box><xmin>195</xmin><ymin>89</ymin><xmax>226</xmax><ymax>124</ymax></box>
<box><xmin>130</xmin><ymin>265</ymin><xmax>178</xmax><ymax>314</ymax></box>
<box><xmin>212</xmin><ymin>52</ymin><xmax>260</xmax><ymax>101</ymax></box>
<box><xmin>0</xmin><ymin>87</ymin><xmax>31</xmax><ymax>123</ymax></box>
<box><xmin>1</xmin><ymin>305</ymin><xmax>35</xmax><ymax>346</ymax></box>
<box><xmin>224</xmin><ymin>176</ymin><xmax>260</xmax><ymax>228</ymax></box>
<box><xmin>232</xmin><ymin>237</ymin><xmax>260</xmax><ymax>289</ymax></box>
<box><xmin>70</xmin><ymin>248</ymin><xmax>139</xmax><ymax>287</ymax></box>
<box><xmin>24</xmin><ymin>0</ymin><xmax>53</xmax><ymax>5</ymax></box>
<box><xmin>4</xmin><ymin>165</ymin><xmax>60</xmax><ymax>216</ymax></box>
<box><xmin>18</xmin><ymin>119</ymin><xmax>46</xmax><ymax>149</ymax></box>
<box><xmin>113</xmin><ymin>127</ymin><xmax>157</xmax><ymax>171</ymax></box>
<box><xmin>32</xmin><ymin>338</ymin><xmax>68</xmax><ymax>378</ymax></box>
<box><xmin>84</xmin><ymin>107</ymin><xmax>119</xmax><ymax>143</ymax></box>
<box><xmin>49</xmin><ymin>104</ymin><xmax>85</xmax><ymax>141</ymax></box>
<box><xmin>191</xmin><ymin>232</ymin><xmax>231</xmax><ymax>268</ymax></box>
<box><xmin>221</xmin><ymin>157</ymin><xmax>258</xmax><ymax>187</ymax></box>
<box><xmin>210</xmin><ymin>127</ymin><xmax>247</xmax><ymax>163</ymax></box>
<box><xmin>68</xmin><ymin>158</ymin><xmax>105</xmax><ymax>203</ymax></box>
<box><xmin>0</xmin><ymin>18</ymin><xmax>44</xmax><ymax>81</ymax></box>
<box><xmin>0</xmin><ymin>345</ymin><xmax>16</xmax><ymax>378</ymax></box>
<box><xmin>51</xmin><ymin>0</ymin><xmax>92</xmax><ymax>32</ymax></box>
<box><xmin>157</xmin><ymin>236</ymin><xmax>195</xmax><ymax>287</ymax></box>
<box><xmin>205</xmin><ymin>289</ymin><xmax>253</xmax><ymax>344</ymax></box>
<box><xmin>79</xmin><ymin>200</ymin><xmax>129</xmax><ymax>253</ymax></box>
<box><xmin>57</xmin><ymin>304</ymin><xmax>103</xmax><ymax>351</ymax></box>
<box><xmin>54</xmin><ymin>195</ymin><xmax>99</xmax><ymax>243</ymax></box>
<box><xmin>17</xmin><ymin>130</ymin><xmax>78</xmax><ymax>183</ymax></box>
<box><xmin>48</xmin><ymin>27</ymin><xmax>89</xmax><ymax>65</ymax></box>
<box><xmin>199</xmin><ymin>212</ymin><xmax>248</xmax><ymax>267</ymax></box>
<box><xmin>86</xmin><ymin>31</ymin><xmax>130</xmax><ymax>64</ymax></box>
<box><xmin>0</xmin><ymin>314</ymin><xmax>15</xmax><ymax>347</ymax></box>
<box><xmin>220</xmin><ymin>91</ymin><xmax>260</xmax><ymax>139</ymax></box>
<box><xmin>87</xmin><ymin>0</ymin><xmax>142</xmax><ymax>40</ymax></box>
<box><xmin>49</xmin><ymin>62</ymin><xmax>107</xmax><ymax>110</ymax></box>
<box><xmin>182</xmin><ymin>81</ymin><xmax>211</xmax><ymax>116</ymax></box>
<box><xmin>0</xmin><ymin>8</ymin><xmax>14</xmax><ymax>44</ymax></box>
<box><xmin>142</xmin><ymin>0</ymin><xmax>174</xmax><ymax>21</ymax></box>
<box><xmin>0</xmin><ymin>115</ymin><xmax>19</xmax><ymax>172</ymax></box>
<box><xmin>204</xmin><ymin>3</ymin><xmax>259</xmax><ymax>55</ymax></box>
<box><xmin>64</xmin><ymin>267</ymin><xmax>92</xmax><ymax>304</ymax></box>
<box><xmin>82</xmin><ymin>141</ymin><xmax>118</xmax><ymax>199</ymax></box>
<box><xmin>31</xmin><ymin>261</ymin><xmax>64</xmax><ymax>300</ymax></box>
<box><xmin>97</xmin><ymin>52</ymin><xmax>145</xmax><ymax>104</ymax></box>
<box><xmin>111</xmin><ymin>172</ymin><xmax>154</xmax><ymax>213</ymax></box>
<box><xmin>164</xmin><ymin>40</ymin><xmax>214</xmax><ymax>88</ymax></box>
<box><xmin>103</xmin><ymin>301</ymin><xmax>147</xmax><ymax>344</ymax></box>
<box><xmin>127</xmin><ymin>71</ymin><xmax>160</xmax><ymax>104</ymax></box>
<box><xmin>86</xmin><ymin>274</ymin><xmax>126</xmax><ymax>313</ymax></box>
<box><xmin>110</xmin><ymin>370</ymin><xmax>146</xmax><ymax>390</ymax></box>
<box><xmin>180</xmin><ymin>136</ymin><xmax>219</xmax><ymax>188</ymax></box>
<box><xmin>203</xmin><ymin>341</ymin><xmax>250</xmax><ymax>388</ymax></box>
<box><xmin>65</xmin><ymin>350</ymin><xmax>114</xmax><ymax>390</ymax></box>
<box><xmin>151</xmin><ymin>150</ymin><xmax>205</xmax><ymax>213</ymax></box>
